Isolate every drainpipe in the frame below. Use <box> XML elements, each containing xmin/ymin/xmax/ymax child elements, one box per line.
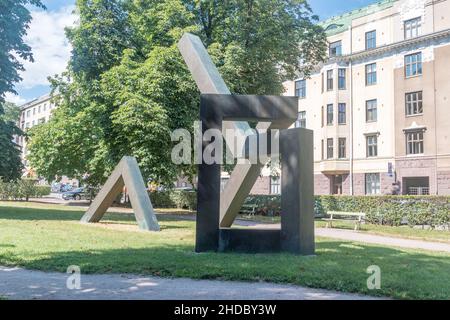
<box><xmin>432</xmin><ymin>0</ymin><xmax>439</xmax><ymax>195</ymax></box>
<box><xmin>349</xmin><ymin>26</ymin><xmax>354</xmax><ymax>195</ymax></box>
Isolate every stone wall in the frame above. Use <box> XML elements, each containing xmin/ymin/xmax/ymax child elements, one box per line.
<box><xmin>437</xmin><ymin>171</ymin><xmax>450</xmax><ymax>195</ymax></box>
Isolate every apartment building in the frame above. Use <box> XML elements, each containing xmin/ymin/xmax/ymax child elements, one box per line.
<box><xmin>252</xmin><ymin>0</ymin><xmax>450</xmax><ymax>196</ymax></box>
<box><xmin>18</xmin><ymin>93</ymin><xmax>56</xmax><ymax>170</ymax></box>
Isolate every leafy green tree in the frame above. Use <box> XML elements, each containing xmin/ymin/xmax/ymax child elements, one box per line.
<box><xmin>0</xmin><ymin>0</ymin><xmax>45</xmax><ymax>101</ymax></box>
<box><xmin>0</xmin><ymin>102</ymin><xmax>21</xmax><ymax>123</ymax></box>
<box><xmin>66</xmin><ymin>0</ymin><xmax>133</xmax><ymax>81</ymax></box>
<box><xmin>28</xmin><ymin>0</ymin><xmax>326</xmax><ymax>187</ymax></box>
<box><xmin>186</xmin><ymin>0</ymin><xmax>327</xmax><ymax>94</ymax></box>
<box><xmin>0</xmin><ymin>0</ymin><xmax>43</xmax><ymax>181</ymax></box>
<box><xmin>0</xmin><ymin>104</ymin><xmax>23</xmax><ymax>181</ymax></box>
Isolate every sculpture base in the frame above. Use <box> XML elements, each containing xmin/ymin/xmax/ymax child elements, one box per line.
<box><xmin>218</xmin><ymin>229</ymin><xmax>281</xmax><ymax>253</ymax></box>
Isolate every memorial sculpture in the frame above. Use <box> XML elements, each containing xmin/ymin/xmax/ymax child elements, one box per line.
<box><xmin>178</xmin><ymin>33</ymin><xmax>314</xmax><ymax>254</ymax></box>
<box><xmin>81</xmin><ymin>156</ymin><xmax>160</xmax><ymax>231</ymax></box>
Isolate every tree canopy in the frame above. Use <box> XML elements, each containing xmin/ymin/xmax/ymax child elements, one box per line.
<box><xmin>28</xmin><ymin>0</ymin><xmax>326</xmax><ymax>186</ymax></box>
<box><xmin>0</xmin><ymin>0</ymin><xmax>46</xmax><ymax>102</ymax></box>
<box><xmin>0</xmin><ymin>102</ymin><xmax>21</xmax><ymax>123</ymax></box>
<box><xmin>0</xmin><ymin>0</ymin><xmax>44</xmax><ymax>180</ymax></box>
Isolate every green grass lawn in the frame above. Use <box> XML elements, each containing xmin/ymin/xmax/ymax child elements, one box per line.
<box><xmin>0</xmin><ymin>202</ymin><xmax>450</xmax><ymax>299</ymax></box>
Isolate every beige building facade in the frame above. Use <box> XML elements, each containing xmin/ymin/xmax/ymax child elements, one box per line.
<box><xmin>18</xmin><ymin>93</ymin><xmax>56</xmax><ymax>171</ymax></box>
<box><xmin>252</xmin><ymin>0</ymin><xmax>450</xmax><ymax>196</ymax></box>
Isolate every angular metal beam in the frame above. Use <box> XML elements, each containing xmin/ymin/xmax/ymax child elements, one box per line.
<box><xmin>80</xmin><ymin>156</ymin><xmax>160</xmax><ymax>231</ymax></box>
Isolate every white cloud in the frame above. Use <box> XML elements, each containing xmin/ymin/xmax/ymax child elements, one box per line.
<box><xmin>4</xmin><ymin>92</ymin><xmax>27</xmax><ymax>105</ymax></box>
<box><xmin>18</xmin><ymin>5</ymin><xmax>77</xmax><ymax>89</ymax></box>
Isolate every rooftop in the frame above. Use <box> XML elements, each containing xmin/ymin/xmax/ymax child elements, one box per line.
<box><xmin>319</xmin><ymin>0</ymin><xmax>397</xmax><ymax>36</ymax></box>
<box><xmin>20</xmin><ymin>93</ymin><xmax>53</xmax><ymax>110</ymax></box>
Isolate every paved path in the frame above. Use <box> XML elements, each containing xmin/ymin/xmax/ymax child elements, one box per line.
<box><xmin>232</xmin><ymin>219</ymin><xmax>450</xmax><ymax>253</ymax></box>
<box><xmin>0</xmin><ymin>266</ymin><xmax>381</xmax><ymax>300</ymax></box>
<box><xmin>315</xmin><ymin>228</ymin><xmax>450</xmax><ymax>253</ymax></box>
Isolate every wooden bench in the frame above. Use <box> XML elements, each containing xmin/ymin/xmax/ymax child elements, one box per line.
<box><xmin>239</xmin><ymin>204</ymin><xmax>257</xmax><ymax>216</ymax></box>
<box><xmin>324</xmin><ymin>211</ymin><xmax>366</xmax><ymax>231</ymax></box>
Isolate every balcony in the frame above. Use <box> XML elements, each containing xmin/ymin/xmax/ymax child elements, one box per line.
<box><xmin>318</xmin><ymin>159</ymin><xmax>350</xmax><ymax>174</ymax></box>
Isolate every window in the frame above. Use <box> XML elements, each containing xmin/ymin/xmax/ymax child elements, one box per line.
<box><xmin>38</xmin><ymin>106</ymin><xmax>41</xmax><ymax>113</ymax></box>
<box><xmin>365</xmin><ymin>30</ymin><xmax>376</xmax><ymax>50</ymax></box>
<box><xmin>366</xmin><ymin>99</ymin><xmax>377</xmax><ymax>122</ymax></box>
<box><xmin>329</xmin><ymin>41</ymin><xmax>342</xmax><ymax>57</ymax></box>
<box><xmin>295</xmin><ymin>80</ymin><xmax>306</xmax><ymax>99</ymax></box>
<box><xmin>321</xmin><ymin>73</ymin><xmax>324</xmax><ymax>93</ymax></box>
<box><xmin>404</xmin><ymin>17</ymin><xmax>421</xmax><ymax>39</ymax></box>
<box><xmin>327</xmin><ymin>138</ymin><xmax>334</xmax><ymax>159</ymax></box>
<box><xmin>405</xmin><ymin>52</ymin><xmax>422</xmax><ymax>77</ymax></box>
<box><xmin>43</xmin><ymin>104</ymin><xmax>47</xmax><ymax>111</ymax></box>
<box><xmin>38</xmin><ymin>118</ymin><xmax>46</xmax><ymax>124</ymax></box>
<box><xmin>338</xmin><ymin>68</ymin><xmax>346</xmax><ymax>90</ymax></box>
<box><xmin>406</xmin><ymin>131</ymin><xmax>424</xmax><ymax>155</ymax></box>
<box><xmin>33</xmin><ymin>108</ymin><xmax>36</xmax><ymax>115</ymax></box>
<box><xmin>338</xmin><ymin>138</ymin><xmax>346</xmax><ymax>159</ymax></box>
<box><xmin>321</xmin><ymin>139</ymin><xmax>324</xmax><ymax>160</ymax></box>
<box><xmin>26</xmin><ymin>110</ymin><xmax>30</xmax><ymax>117</ymax></box>
<box><xmin>366</xmin><ymin>135</ymin><xmax>378</xmax><ymax>157</ymax></box>
<box><xmin>295</xmin><ymin>111</ymin><xmax>306</xmax><ymax>128</ymax></box>
<box><xmin>338</xmin><ymin>103</ymin><xmax>346</xmax><ymax>124</ymax></box>
<box><xmin>326</xmin><ymin>104</ymin><xmax>333</xmax><ymax>125</ymax></box>
<box><xmin>270</xmin><ymin>176</ymin><xmax>281</xmax><ymax>195</ymax></box>
<box><xmin>327</xmin><ymin>70</ymin><xmax>333</xmax><ymax>91</ymax></box>
<box><xmin>321</xmin><ymin>106</ymin><xmax>324</xmax><ymax>127</ymax></box>
<box><xmin>406</xmin><ymin>91</ymin><xmax>423</xmax><ymax>116</ymax></box>
<box><xmin>365</xmin><ymin>63</ymin><xmax>377</xmax><ymax>85</ymax></box>
<box><xmin>365</xmin><ymin>173</ymin><xmax>380</xmax><ymax>195</ymax></box>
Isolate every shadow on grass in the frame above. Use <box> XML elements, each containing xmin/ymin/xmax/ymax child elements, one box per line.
<box><xmin>1</xmin><ymin>240</ymin><xmax>450</xmax><ymax>299</ymax></box>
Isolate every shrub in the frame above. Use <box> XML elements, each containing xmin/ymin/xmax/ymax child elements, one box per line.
<box><xmin>0</xmin><ymin>179</ymin><xmax>51</xmax><ymax>201</ymax></box>
<box><xmin>35</xmin><ymin>185</ymin><xmax>51</xmax><ymax>197</ymax></box>
<box><xmin>150</xmin><ymin>190</ymin><xmax>197</xmax><ymax>210</ymax></box>
<box><xmin>144</xmin><ymin>190</ymin><xmax>450</xmax><ymax>228</ymax></box>
<box><xmin>312</xmin><ymin>195</ymin><xmax>450</xmax><ymax>227</ymax></box>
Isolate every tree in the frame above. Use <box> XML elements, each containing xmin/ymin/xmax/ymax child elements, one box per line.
<box><xmin>0</xmin><ymin>102</ymin><xmax>21</xmax><ymax>123</ymax></box>
<box><xmin>186</xmin><ymin>0</ymin><xmax>327</xmax><ymax>94</ymax></box>
<box><xmin>0</xmin><ymin>104</ymin><xmax>23</xmax><ymax>181</ymax></box>
<box><xmin>0</xmin><ymin>0</ymin><xmax>43</xmax><ymax>181</ymax></box>
<box><xmin>28</xmin><ymin>0</ymin><xmax>326</xmax><ymax>187</ymax></box>
<box><xmin>0</xmin><ymin>0</ymin><xmax>45</xmax><ymax>102</ymax></box>
<box><xmin>29</xmin><ymin>0</ymin><xmax>199</xmax><ymax>186</ymax></box>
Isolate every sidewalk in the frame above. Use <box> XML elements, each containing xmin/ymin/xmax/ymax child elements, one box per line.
<box><xmin>0</xmin><ymin>266</ymin><xmax>382</xmax><ymax>300</ymax></box>
<box><xmin>315</xmin><ymin>228</ymin><xmax>450</xmax><ymax>253</ymax></box>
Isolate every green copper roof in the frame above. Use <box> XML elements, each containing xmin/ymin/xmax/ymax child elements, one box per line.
<box><xmin>319</xmin><ymin>0</ymin><xmax>397</xmax><ymax>36</ymax></box>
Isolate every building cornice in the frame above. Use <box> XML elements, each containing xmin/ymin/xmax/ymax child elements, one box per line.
<box><xmin>20</xmin><ymin>93</ymin><xmax>55</xmax><ymax>111</ymax></box>
<box><xmin>328</xmin><ymin>28</ymin><xmax>450</xmax><ymax>64</ymax></box>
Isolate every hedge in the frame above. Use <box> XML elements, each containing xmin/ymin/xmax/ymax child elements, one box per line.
<box><xmin>0</xmin><ymin>179</ymin><xmax>51</xmax><ymax>201</ymax></box>
<box><xmin>148</xmin><ymin>190</ymin><xmax>450</xmax><ymax>228</ymax></box>
<box><xmin>247</xmin><ymin>195</ymin><xmax>450</xmax><ymax>228</ymax></box>
<box><xmin>150</xmin><ymin>190</ymin><xmax>197</xmax><ymax>210</ymax></box>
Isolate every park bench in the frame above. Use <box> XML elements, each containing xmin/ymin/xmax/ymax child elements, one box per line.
<box><xmin>324</xmin><ymin>211</ymin><xmax>366</xmax><ymax>231</ymax></box>
<box><xmin>239</xmin><ymin>204</ymin><xmax>257</xmax><ymax>216</ymax></box>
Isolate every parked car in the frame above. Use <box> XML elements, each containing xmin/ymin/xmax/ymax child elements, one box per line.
<box><xmin>62</xmin><ymin>187</ymin><xmax>85</xmax><ymax>200</ymax></box>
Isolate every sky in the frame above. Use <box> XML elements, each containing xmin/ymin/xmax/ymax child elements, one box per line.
<box><xmin>5</xmin><ymin>0</ymin><xmax>380</xmax><ymax>105</ymax></box>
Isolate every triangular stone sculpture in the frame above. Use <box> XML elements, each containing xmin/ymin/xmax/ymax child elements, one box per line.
<box><xmin>80</xmin><ymin>156</ymin><xmax>160</xmax><ymax>231</ymax></box>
